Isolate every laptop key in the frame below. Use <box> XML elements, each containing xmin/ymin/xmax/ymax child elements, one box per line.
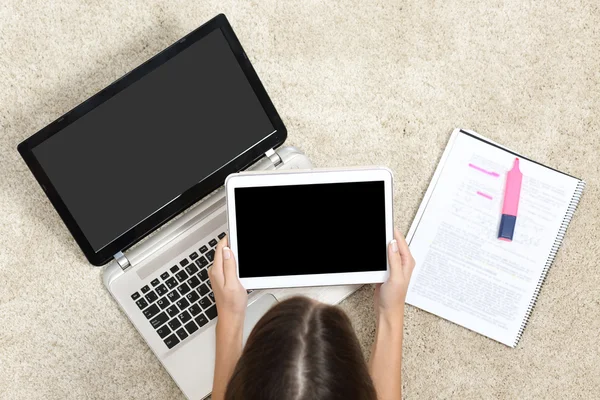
<box><xmin>156</xmin><ymin>325</ymin><xmax>171</xmax><ymax>339</ymax></box>
<box><xmin>205</xmin><ymin>305</ymin><xmax>218</xmax><ymax>320</ymax></box>
<box><xmin>206</xmin><ymin>279</ymin><xmax>212</xmax><ymax>289</ymax></box>
<box><xmin>208</xmin><ymin>292</ymin><xmax>215</xmax><ymax>303</ymax></box>
<box><xmin>177</xmin><ymin>282</ymin><xmax>191</xmax><ymax>295</ymax></box>
<box><xmin>141</xmin><ymin>285</ymin><xmax>150</xmax><ymax>294</ymax></box>
<box><xmin>168</xmin><ymin>318</ymin><xmax>182</xmax><ymax>330</ymax></box>
<box><xmin>189</xmin><ymin>303</ymin><xmax>202</xmax><ymax>316</ymax></box>
<box><xmin>199</xmin><ymin>297</ymin><xmax>212</xmax><ymax>310</ymax></box>
<box><xmin>131</xmin><ymin>292</ymin><xmax>140</xmax><ymax>300</ymax></box>
<box><xmin>199</xmin><ymin>245</ymin><xmax>208</xmax><ymax>254</ymax></box>
<box><xmin>156</xmin><ymin>297</ymin><xmax>170</xmax><ymax>310</ymax></box>
<box><xmin>185</xmin><ymin>263</ymin><xmax>198</xmax><ymax>275</ymax></box>
<box><xmin>156</xmin><ymin>284</ymin><xmax>168</xmax><ymax>297</ymax></box>
<box><xmin>188</xmin><ymin>275</ymin><xmax>201</xmax><ymax>288</ymax></box>
<box><xmin>176</xmin><ymin>298</ymin><xmax>190</xmax><ymax>310</ymax></box>
<box><xmin>151</xmin><ymin>278</ymin><xmax>160</xmax><ymax>287</ymax></box>
<box><xmin>185</xmin><ymin>321</ymin><xmax>199</xmax><ymax>335</ymax></box>
<box><xmin>136</xmin><ymin>298</ymin><xmax>149</xmax><ymax>310</ymax></box>
<box><xmin>170</xmin><ymin>265</ymin><xmax>179</xmax><ymax>274</ymax></box>
<box><xmin>196</xmin><ymin>257</ymin><xmax>209</xmax><ymax>268</ymax></box>
<box><xmin>150</xmin><ymin>312</ymin><xmax>169</xmax><ymax>329</ymax></box>
<box><xmin>186</xmin><ymin>291</ymin><xmax>200</xmax><ymax>304</ymax></box>
<box><xmin>180</xmin><ymin>259</ymin><xmax>189</xmax><ymax>267</ymax></box>
<box><xmin>209</xmin><ymin>238</ymin><xmax>218</xmax><ymax>247</ymax></box>
<box><xmin>206</xmin><ymin>249</ymin><xmax>215</xmax><ymax>262</ymax></box>
<box><xmin>167</xmin><ymin>290</ymin><xmax>181</xmax><ymax>302</ymax></box>
<box><xmin>198</xmin><ymin>269</ymin><xmax>209</xmax><ymax>282</ymax></box>
<box><xmin>189</xmin><ymin>252</ymin><xmax>199</xmax><ymax>261</ymax></box>
<box><xmin>175</xmin><ymin>270</ymin><xmax>189</xmax><ymax>282</ymax></box>
<box><xmin>197</xmin><ymin>284</ymin><xmax>209</xmax><ymax>297</ymax></box>
<box><xmin>143</xmin><ymin>304</ymin><xmax>160</xmax><ymax>319</ymax></box>
<box><xmin>145</xmin><ymin>291</ymin><xmax>158</xmax><ymax>304</ymax></box>
<box><xmin>195</xmin><ymin>314</ymin><xmax>209</xmax><ymax>327</ymax></box>
<box><xmin>218</xmin><ymin>232</ymin><xmax>226</xmax><ymax>239</ymax></box>
<box><xmin>179</xmin><ymin>310</ymin><xmax>192</xmax><ymax>324</ymax></box>
<box><xmin>166</xmin><ymin>305</ymin><xmax>179</xmax><ymax>318</ymax></box>
<box><xmin>176</xmin><ymin>328</ymin><xmax>188</xmax><ymax>341</ymax></box>
<box><xmin>164</xmin><ymin>334</ymin><xmax>180</xmax><ymax>349</ymax></box>
<box><xmin>165</xmin><ymin>277</ymin><xmax>178</xmax><ymax>290</ymax></box>
<box><xmin>160</xmin><ymin>271</ymin><xmax>169</xmax><ymax>280</ymax></box>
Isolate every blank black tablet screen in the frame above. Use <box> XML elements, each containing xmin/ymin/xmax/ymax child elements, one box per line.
<box><xmin>234</xmin><ymin>181</ymin><xmax>387</xmax><ymax>278</ymax></box>
<box><xmin>32</xmin><ymin>29</ymin><xmax>274</xmax><ymax>251</ymax></box>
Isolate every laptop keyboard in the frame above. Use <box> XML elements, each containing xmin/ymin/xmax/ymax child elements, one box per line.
<box><xmin>130</xmin><ymin>232</ymin><xmax>228</xmax><ymax>349</ymax></box>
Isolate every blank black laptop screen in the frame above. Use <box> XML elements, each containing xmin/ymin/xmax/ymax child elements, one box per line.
<box><xmin>234</xmin><ymin>181</ymin><xmax>387</xmax><ymax>278</ymax></box>
<box><xmin>32</xmin><ymin>29</ymin><xmax>275</xmax><ymax>251</ymax></box>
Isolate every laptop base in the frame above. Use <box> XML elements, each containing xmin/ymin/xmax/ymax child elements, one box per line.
<box><xmin>103</xmin><ymin>147</ymin><xmax>362</xmax><ymax>399</ymax></box>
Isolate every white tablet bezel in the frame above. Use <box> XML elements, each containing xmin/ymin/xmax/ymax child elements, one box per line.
<box><xmin>225</xmin><ymin>167</ymin><xmax>394</xmax><ymax>289</ymax></box>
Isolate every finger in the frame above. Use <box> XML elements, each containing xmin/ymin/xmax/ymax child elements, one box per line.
<box><xmin>211</xmin><ymin>239</ymin><xmax>227</xmax><ymax>288</ymax></box>
<box><xmin>388</xmin><ymin>236</ymin><xmax>402</xmax><ymax>281</ymax></box>
<box><xmin>394</xmin><ymin>227</ymin><xmax>413</xmax><ymax>268</ymax></box>
<box><xmin>215</xmin><ymin>238</ymin><xmax>235</xmax><ymax>284</ymax></box>
<box><xmin>222</xmin><ymin>246</ymin><xmax>238</xmax><ymax>287</ymax></box>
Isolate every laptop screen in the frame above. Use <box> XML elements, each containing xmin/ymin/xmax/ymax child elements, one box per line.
<box><xmin>31</xmin><ymin>28</ymin><xmax>275</xmax><ymax>253</ymax></box>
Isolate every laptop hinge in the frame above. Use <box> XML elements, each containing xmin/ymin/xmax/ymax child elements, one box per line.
<box><xmin>265</xmin><ymin>148</ymin><xmax>282</xmax><ymax>167</ymax></box>
<box><xmin>114</xmin><ymin>251</ymin><xmax>132</xmax><ymax>271</ymax></box>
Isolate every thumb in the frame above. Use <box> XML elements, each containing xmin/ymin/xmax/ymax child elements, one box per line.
<box><xmin>387</xmin><ymin>237</ymin><xmax>401</xmax><ymax>282</ymax></box>
<box><xmin>394</xmin><ymin>228</ymin><xmax>413</xmax><ymax>270</ymax></box>
<box><xmin>222</xmin><ymin>246</ymin><xmax>239</xmax><ymax>287</ymax></box>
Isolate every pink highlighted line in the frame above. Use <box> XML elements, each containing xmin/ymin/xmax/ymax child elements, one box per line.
<box><xmin>468</xmin><ymin>163</ymin><xmax>500</xmax><ymax>177</ymax></box>
<box><xmin>477</xmin><ymin>191</ymin><xmax>493</xmax><ymax>200</ymax></box>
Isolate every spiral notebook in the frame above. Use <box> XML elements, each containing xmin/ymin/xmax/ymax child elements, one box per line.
<box><xmin>406</xmin><ymin>128</ymin><xmax>585</xmax><ymax>347</ymax></box>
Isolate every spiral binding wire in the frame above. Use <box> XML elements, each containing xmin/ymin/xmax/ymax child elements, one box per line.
<box><xmin>513</xmin><ymin>180</ymin><xmax>586</xmax><ymax>347</ymax></box>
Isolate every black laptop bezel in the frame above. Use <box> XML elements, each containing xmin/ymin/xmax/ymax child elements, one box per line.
<box><xmin>17</xmin><ymin>14</ymin><xmax>287</xmax><ymax>266</ymax></box>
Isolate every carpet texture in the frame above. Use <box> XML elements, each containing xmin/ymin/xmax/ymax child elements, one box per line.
<box><xmin>1</xmin><ymin>0</ymin><xmax>599</xmax><ymax>399</ymax></box>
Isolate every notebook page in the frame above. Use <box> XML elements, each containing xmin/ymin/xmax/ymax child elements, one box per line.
<box><xmin>406</xmin><ymin>131</ymin><xmax>580</xmax><ymax>346</ymax></box>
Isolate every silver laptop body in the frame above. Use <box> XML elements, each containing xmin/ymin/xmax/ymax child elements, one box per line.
<box><xmin>15</xmin><ymin>14</ymin><xmax>363</xmax><ymax>399</ymax></box>
<box><xmin>103</xmin><ymin>146</ymin><xmax>361</xmax><ymax>399</ymax></box>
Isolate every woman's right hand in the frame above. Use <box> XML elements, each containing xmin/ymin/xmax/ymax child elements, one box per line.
<box><xmin>209</xmin><ymin>238</ymin><xmax>248</xmax><ymax>400</ymax></box>
<box><xmin>209</xmin><ymin>237</ymin><xmax>248</xmax><ymax>325</ymax></box>
<box><xmin>374</xmin><ymin>228</ymin><xmax>416</xmax><ymax>320</ymax></box>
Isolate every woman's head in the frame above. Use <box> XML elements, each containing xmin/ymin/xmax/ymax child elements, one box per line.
<box><xmin>225</xmin><ymin>296</ymin><xmax>377</xmax><ymax>400</ymax></box>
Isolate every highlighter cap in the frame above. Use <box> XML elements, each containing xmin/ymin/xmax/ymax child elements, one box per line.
<box><xmin>498</xmin><ymin>214</ymin><xmax>516</xmax><ymax>241</ymax></box>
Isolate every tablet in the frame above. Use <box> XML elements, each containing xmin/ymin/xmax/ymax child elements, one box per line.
<box><xmin>225</xmin><ymin>167</ymin><xmax>394</xmax><ymax>289</ymax></box>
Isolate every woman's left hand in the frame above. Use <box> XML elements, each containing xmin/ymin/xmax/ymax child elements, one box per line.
<box><xmin>209</xmin><ymin>237</ymin><xmax>248</xmax><ymax>324</ymax></box>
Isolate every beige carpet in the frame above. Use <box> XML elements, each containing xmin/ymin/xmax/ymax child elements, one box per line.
<box><xmin>1</xmin><ymin>0</ymin><xmax>599</xmax><ymax>398</ymax></box>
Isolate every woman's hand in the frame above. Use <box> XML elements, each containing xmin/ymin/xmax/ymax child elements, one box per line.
<box><xmin>369</xmin><ymin>228</ymin><xmax>415</xmax><ymax>400</ymax></box>
<box><xmin>209</xmin><ymin>237</ymin><xmax>248</xmax><ymax>325</ymax></box>
<box><xmin>209</xmin><ymin>237</ymin><xmax>248</xmax><ymax>400</ymax></box>
<box><xmin>374</xmin><ymin>228</ymin><xmax>416</xmax><ymax>320</ymax></box>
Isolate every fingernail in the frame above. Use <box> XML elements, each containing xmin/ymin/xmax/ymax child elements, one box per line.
<box><xmin>390</xmin><ymin>240</ymin><xmax>398</xmax><ymax>253</ymax></box>
<box><xmin>223</xmin><ymin>246</ymin><xmax>231</xmax><ymax>260</ymax></box>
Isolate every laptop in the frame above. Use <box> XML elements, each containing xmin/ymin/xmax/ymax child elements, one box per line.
<box><xmin>17</xmin><ymin>14</ymin><xmax>361</xmax><ymax>399</ymax></box>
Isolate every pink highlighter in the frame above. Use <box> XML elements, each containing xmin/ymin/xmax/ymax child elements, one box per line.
<box><xmin>498</xmin><ymin>158</ymin><xmax>523</xmax><ymax>241</ymax></box>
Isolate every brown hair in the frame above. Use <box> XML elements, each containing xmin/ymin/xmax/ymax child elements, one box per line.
<box><xmin>225</xmin><ymin>296</ymin><xmax>377</xmax><ymax>400</ymax></box>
